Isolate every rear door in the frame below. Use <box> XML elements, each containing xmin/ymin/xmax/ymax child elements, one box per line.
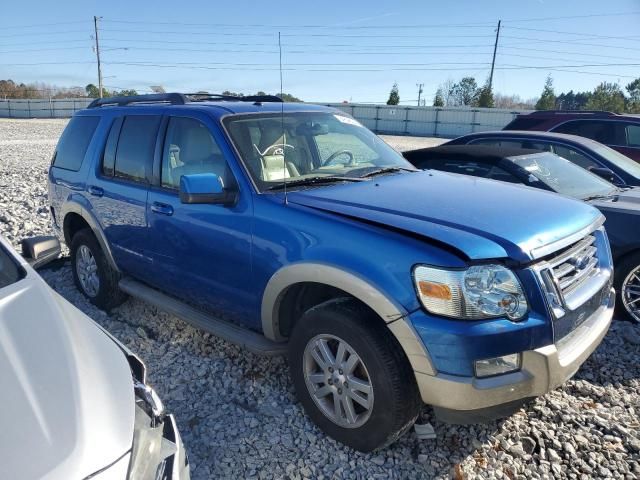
<box><xmin>89</xmin><ymin>114</ymin><xmax>161</xmax><ymax>278</ymax></box>
<box><xmin>619</xmin><ymin>122</ymin><xmax>640</xmax><ymax>161</ymax></box>
<box><xmin>146</xmin><ymin>112</ymin><xmax>254</xmax><ymax>325</ymax></box>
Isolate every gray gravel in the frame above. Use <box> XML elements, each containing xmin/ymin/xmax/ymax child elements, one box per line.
<box><xmin>1</xmin><ymin>118</ymin><xmax>639</xmax><ymax>479</ymax></box>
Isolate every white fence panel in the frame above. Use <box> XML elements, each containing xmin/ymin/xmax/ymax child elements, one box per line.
<box><xmin>0</xmin><ymin>98</ymin><xmax>92</xmax><ymax>118</ymax></box>
<box><xmin>324</xmin><ymin>103</ymin><xmax>531</xmax><ymax>138</ymax></box>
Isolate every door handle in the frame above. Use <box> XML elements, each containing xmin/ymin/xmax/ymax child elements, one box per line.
<box><xmin>87</xmin><ymin>185</ymin><xmax>104</xmax><ymax>197</ymax></box>
<box><xmin>151</xmin><ymin>202</ymin><xmax>174</xmax><ymax>216</ymax></box>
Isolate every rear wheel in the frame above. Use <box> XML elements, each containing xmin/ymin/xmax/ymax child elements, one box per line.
<box><xmin>288</xmin><ymin>298</ymin><xmax>421</xmax><ymax>452</ymax></box>
<box><xmin>70</xmin><ymin>228</ymin><xmax>127</xmax><ymax>311</ymax></box>
<box><xmin>616</xmin><ymin>252</ymin><xmax>640</xmax><ymax>324</ymax></box>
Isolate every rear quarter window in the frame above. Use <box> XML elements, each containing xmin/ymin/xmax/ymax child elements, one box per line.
<box><xmin>52</xmin><ymin>116</ymin><xmax>100</xmax><ymax>171</ymax></box>
<box><xmin>503</xmin><ymin>117</ymin><xmax>547</xmax><ymax>130</ymax></box>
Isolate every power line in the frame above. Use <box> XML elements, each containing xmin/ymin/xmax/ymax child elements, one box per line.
<box><xmin>501</xmin><ymin>35</ymin><xmax>640</xmax><ymax>51</ymax></box>
<box><xmin>499</xmin><ymin>45</ymin><xmax>640</xmax><ymax>62</ymax></box>
<box><xmin>100</xmin><ymin>28</ymin><xmax>495</xmax><ymax>39</ymax></box>
<box><xmin>505</xmin><ymin>26</ymin><xmax>640</xmax><ymax>41</ymax></box>
<box><xmin>502</xmin><ymin>11</ymin><xmax>640</xmax><ymax>22</ymax></box>
<box><xmin>1</xmin><ymin>20</ymin><xmax>87</xmax><ymax>30</ymax></box>
<box><xmin>0</xmin><ymin>30</ymin><xmax>90</xmax><ymax>38</ymax></box>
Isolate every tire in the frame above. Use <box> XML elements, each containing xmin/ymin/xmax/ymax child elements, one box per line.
<box><xmin>288</xmin><ymin>298</ymin><xmax>421</xmax><ymax>452</ymax></box>
<box><xmin>70</xmin><ymin>228</ymin><xmax>127</xmax><ymax>311</ymax></box>
<box><xmin>614</xmin><ymin>251</ymin><xmax>640</xmax><ymax>324</ymax></box>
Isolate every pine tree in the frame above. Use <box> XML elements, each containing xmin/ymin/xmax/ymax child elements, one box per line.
<box><xmin>386</xmin><ymin>83</ymin><xmax>400</xmax><ymax>105</ymax></box>
<box><xmin>433</xmin><ymin>88</ymin><xmax>445</xmax><ymax>107</ymax></box>
<box><xmin>535</xmin><ymin>76</ymin><xmax>556</xmax><ymax>110</ymax></box>
<box><xmin>586</xmin><ymin>82</ymin><xmax>626</xmax><ymax>113</ymax></box>
<box><xmin>475</xmin><ymin>82</ymin><xmax>494</xmax><ymax>108</ymax></box>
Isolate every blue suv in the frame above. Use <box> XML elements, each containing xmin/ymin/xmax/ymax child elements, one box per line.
<box><xmin>49</xmin><ymin>93</ymin><xmax>615</xmax><ymax>451</ymax></box>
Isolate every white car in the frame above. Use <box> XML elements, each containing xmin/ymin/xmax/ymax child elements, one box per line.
<box><xmin>0</xmin><ymin>235</ymin><xmax>189</xmax><ymax>480</ymax></box>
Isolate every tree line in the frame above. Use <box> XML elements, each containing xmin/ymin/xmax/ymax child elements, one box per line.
<box><xmin>385</xmin><ymin>75</ymin><xmax>640</xmax><ymax>113</ymax></box>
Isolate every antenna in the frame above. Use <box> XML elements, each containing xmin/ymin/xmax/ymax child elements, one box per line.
<box><xmin>279</xmin><ymin>31</ymin><xmax>287</xmax><ymax>205</ymax></box>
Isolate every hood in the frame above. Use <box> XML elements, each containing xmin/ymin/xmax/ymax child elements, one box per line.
<box><xmin>0</xmin><ymin>274</ymin><xmax>134</xmax><ymax>480</ymax></box>
<box><xmin>287</xmin><ymin>170</ymin><xmax>602</xmax><ymax>263</ymax></box>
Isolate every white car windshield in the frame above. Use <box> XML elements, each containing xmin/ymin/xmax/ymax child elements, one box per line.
<box><xmin>224</xmin><ymin>112</ymin><xmax>415</xmax><ymax>191</ymax></box>
<box><xmin>511</xmin><ymin>152</ymin><xmax>617</xmax><ymax>200</ymax></box>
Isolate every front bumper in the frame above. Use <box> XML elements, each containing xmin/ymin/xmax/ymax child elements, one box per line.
<box><xmin>415</xmin><ymin>288</ymin><xmax>614</xmax><ymax>413</ymax></box>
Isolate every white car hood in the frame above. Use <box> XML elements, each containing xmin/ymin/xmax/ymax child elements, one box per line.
<box><xmin>0</xmin><ymin>274</ymin><xmax>135</xmax><ymax>480</ymax></box>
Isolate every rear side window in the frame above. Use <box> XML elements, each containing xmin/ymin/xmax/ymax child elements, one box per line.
<box><xmin>113</xmin><ymin>116</ymin><xmax>161</xmax><ymax>182</ymax></box>
<box><xmin>53</xmin><ymin>116</ymin><xmax>100</xmax><ymax>171</ymax></box>
<box><xmin>553</xmin><ymin>120</ymin><xmax>623</xmax><ymax>145</ymax></box>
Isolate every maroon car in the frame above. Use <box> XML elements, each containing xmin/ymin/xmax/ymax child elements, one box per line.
<box><xmin>503</xmin><ymin>110</ymin><xmax>640</xmax><ymax>162</ymax></box>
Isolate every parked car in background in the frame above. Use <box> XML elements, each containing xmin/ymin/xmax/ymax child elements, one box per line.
<box><xmin>444</xmin><ymin>130</ymin><xmax>640</xmax><ymax>188</ymax></box>
<box><xmin>404</xmin><ymin>145</ymin><xmax>640</xmax><ymax>324</ymax></box>
<box><xmin>0</xmin><ymin>234</ymin><xmax>189</xmax><ymax>479</ymax></box>
<box><xmin>49</xmin><ymin>93</ymin><xmax>614</xmax><ymax>451</ymax></box>
<box><xmin>503</xmin><ymin>110</ymin><xmax>640</xmax><ymax>162</ymax></box>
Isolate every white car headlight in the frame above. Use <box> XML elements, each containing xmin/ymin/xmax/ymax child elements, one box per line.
<box><xmin>413</xmin><ymin>264</ymin><xmax>528</xmax><ymax>320</ymax></box>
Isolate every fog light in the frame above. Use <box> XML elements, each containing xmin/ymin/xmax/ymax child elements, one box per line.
<box><xmin>475</xmin><ymin>353</ymin><xmax>521</xmax><ymax>378</ymax></box>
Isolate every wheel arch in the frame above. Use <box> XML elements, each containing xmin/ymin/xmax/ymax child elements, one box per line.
<box><xmin>261</xmin><ymin>263</ymin><xmax>435</xmax><ymax>375</ymax></box>
<box><xmin>60</xmin><ymin>199</ymin><xmax>119</xmax><ymax>272</ymax></box>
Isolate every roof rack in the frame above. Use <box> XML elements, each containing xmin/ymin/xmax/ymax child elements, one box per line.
<box><xmin>528</xmin><ymin>110</ymin><xmax>617</xmax><ymax>116</ymax></box>
<box><xmin>87</xmin><ymin>92</ymin><xmax>283</xmax><ymax>108</ymax></box>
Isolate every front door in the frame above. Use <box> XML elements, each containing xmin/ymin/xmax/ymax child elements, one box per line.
<box><xmin>146</xmin><ymin>113</ymin><xmax>255</xmax><ymax>325</ymax></box>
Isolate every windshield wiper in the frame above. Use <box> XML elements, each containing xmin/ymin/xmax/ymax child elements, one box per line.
<box><xmin>582</xmin><ymin>191</ymin><xmax>619</xmax><ymax>201</ymax></box>
<box><xmin>357</xmin><ymin>166</ymin><xmax>418</xmax><ymax>178</ymax></box>
<box><xmin>265</xmin><ymin>176</ymin><xmax>365</xmax><ymax>191</ymax></box>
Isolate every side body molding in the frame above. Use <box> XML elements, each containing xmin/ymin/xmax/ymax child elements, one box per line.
<box><xmin>59</xmin><ymin>199</ymin><xmax>120</xmax><ymax>272</ymax></box>
<box><xmin>261</xmin><ymin>263</ymin><xmax>435</xmax><ymax>375</ymax></box>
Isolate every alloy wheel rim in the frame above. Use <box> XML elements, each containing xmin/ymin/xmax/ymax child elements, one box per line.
<box><xmin>622</xmin><ymin>265</ymin><xmax>640</xmax><ymax>324</ymax></box>
<box><xmin>76</xmin><ymin>245</ymin><xmax>100</xmax><ymax>297</ymax></box>
<box><xmin>302</xmin><ymin>334</ymin><xmax>374</xmax><ymax>429</ymax></box>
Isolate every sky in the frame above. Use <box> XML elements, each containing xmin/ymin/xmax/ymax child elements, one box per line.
<box><xmin>1</xmin><ymin>0</ymin><xmax>639</xmax><ymax>104</ymax></box>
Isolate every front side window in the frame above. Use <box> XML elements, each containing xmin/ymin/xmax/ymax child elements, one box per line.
<box><xmin>161</xmin><ymin>117</ymin><xmax>229</xmax><ymax>189</ymax></box>
<box><xmin>0</xmin><ymin>246</ymin><xmax>22</xmax><ymax>289</ymax></box>
<box><xmin>53</xmin><ymin>116</ymin><xmax>100</xmax><ymax>171</ymax></box>
<box><xmin>591</xmin><ymin>143</ymin><xmax>640</xmax><ymax>178</ymax></box>
<box><xmin>224</xmin><ymin>112</ymin><xmax>412</xmax><ymax>191</ymax></box>
<box><xmin>550</xmin><ymin>144</ymin><xmax>600</xmax><ymax>170</ymax></box>
<box><xmin>429</xmin><ymin>159</ymin><xmax>521</xmax><ymax>184</ymax></box>
<box><xmin>510</xmin><ymin>152</ymin><xmax>616</xmax><ymax>200</ymax></box>
<box><xmin>113</xmin><ymin>115</ymin><xmax>161</xmax><ymax>182</ymax></box>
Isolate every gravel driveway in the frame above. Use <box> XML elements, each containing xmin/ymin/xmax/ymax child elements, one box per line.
<box><xmin>1</xmin><ymin>118</ymin><xmax>639</xmax><ymax>479</ymax></box>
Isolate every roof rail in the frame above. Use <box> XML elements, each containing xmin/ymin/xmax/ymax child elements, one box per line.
<box><xmin>87</xmin><ymin>92</ymin><xmax>284</xmax><ymax>108</ymax></box>
<box><xmin>528</xmin><ymin>110</ymin><xmax>617</xmax><ymax>116</ymax></box>
<box><xmin>88</xmin><ymin>93</ymin><xmax>186</xmax><ymax>108</ymax></box>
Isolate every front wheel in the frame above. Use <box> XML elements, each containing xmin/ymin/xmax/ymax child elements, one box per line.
<box><xmin>616</xmin><ymin>252</ymin><xmax>640</xmax><ymax>324</ymax></box>
<box><xmin>288</xmin><ymin>298</ymin><xmax>421</xmax><ymax>452</ymax></box>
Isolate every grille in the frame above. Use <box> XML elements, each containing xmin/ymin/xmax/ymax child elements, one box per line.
<box><xmin>548</xmin><ymin>234</ymin><xmax>599</xmax><ymax>298</ymax></box>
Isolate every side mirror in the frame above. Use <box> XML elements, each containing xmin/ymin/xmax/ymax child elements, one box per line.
<box><xmin>589</xmin><ymin>167</ymin><xmax>617</xmax><ymax>183</ymax></box>
<box><xmin>21</xmin><ymin>235</ymin><xmax>61</xmax><ymax>269</ymax></box>
<box><xmin>179</xmin><ymin>173</ymin><xmax>237</xmax><ymax>206</ymax></box>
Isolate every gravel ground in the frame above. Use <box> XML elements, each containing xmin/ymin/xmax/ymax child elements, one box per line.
<box><xmin>1</xmin><ymin>118</ymin><xmax>639</xmax><ymax>479</ymax></box>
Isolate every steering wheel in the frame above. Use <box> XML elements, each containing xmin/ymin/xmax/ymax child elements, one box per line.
<box><xmin>322</xmin><ymin>150</ymin><xmax>355</xmax><ymax>167</ymax></box>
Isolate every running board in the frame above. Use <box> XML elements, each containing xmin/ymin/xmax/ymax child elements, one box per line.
<box><xmin>118</xmin><ymin>277</ymin><xmax>287</xmax><ymax>356</ymax></box>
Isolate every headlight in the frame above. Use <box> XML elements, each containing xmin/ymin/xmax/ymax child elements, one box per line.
<box><xmin>413</xmin><ymin>264</ymin><xmax>528</xmax><ymax>320</ymax></box>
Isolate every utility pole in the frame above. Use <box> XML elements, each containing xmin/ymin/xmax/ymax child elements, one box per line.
<box><xmin>93</xmin><ymin>16</ymin><xmax>103</xmax><ymax>98</ymax></box>
<box><xmin>416</xmin><ymin>83</ymin><xmax>424</xmax><ymax>106</ymax></box>
<box><xmin>488</xmin><ymin>20</ymin><xmax>501</xmax><ymax>92</ymax></box>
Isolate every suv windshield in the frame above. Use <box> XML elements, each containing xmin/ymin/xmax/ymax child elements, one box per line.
<box><xmin>224</xmin><ymin>112</ymin><xmax>414</xmax><ymax>191</ymax></box>
<box><xmin>511</xmin><ymin>152</ymin><xmax>617</xmax><ymax>200</ymax></box>
<box><xmin>0</xmin><ymin>246</ymin><xmax>22</xmax><ymax>289</ymax></box>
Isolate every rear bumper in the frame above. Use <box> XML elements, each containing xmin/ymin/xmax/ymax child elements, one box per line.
<box><xmin>415</xmin><ymin>288</ymin><xmax>614</xmax><ymax>413</ymax></box>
